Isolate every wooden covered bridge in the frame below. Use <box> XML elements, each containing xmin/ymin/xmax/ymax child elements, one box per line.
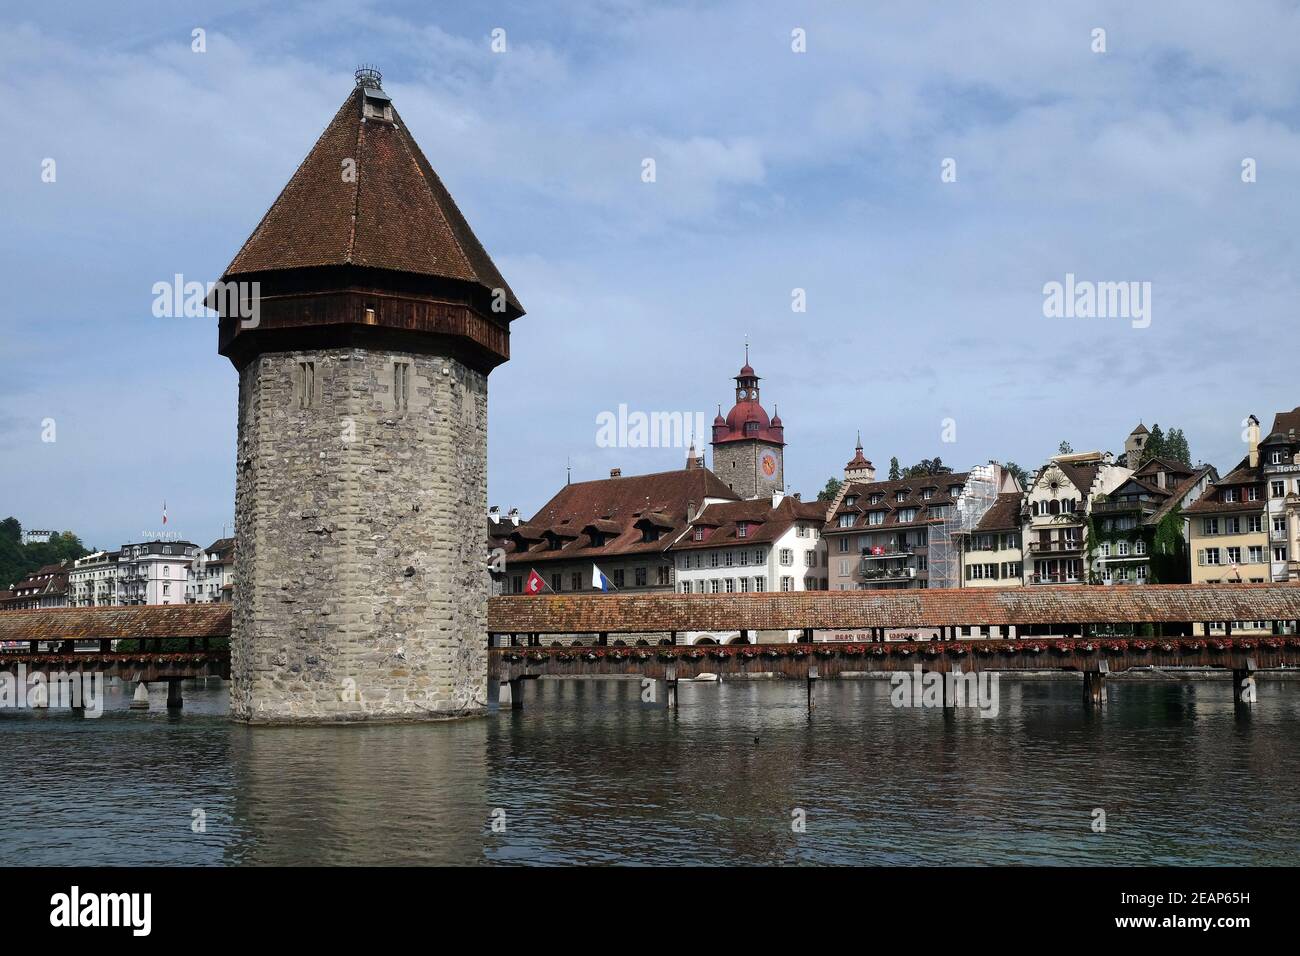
<box><xmin>3</xmin><ymin>583</ymin><xmax>1300</xmax><ymax>713</ymax></box>
<box><xmin>486</xmin><ymin>584</ymin><xmax>1300</xmax><ymax>710</ymax></box>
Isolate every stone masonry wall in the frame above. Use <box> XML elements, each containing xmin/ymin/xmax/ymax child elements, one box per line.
<box><xmin>230</xmin><ymin>347</ymin><xmax>489</xmax><ymax>722</ymax></box>
<box><xmin>712</xmin><ymin>441</ymin><xmax>782</xmax><ymax>500</ymax></box>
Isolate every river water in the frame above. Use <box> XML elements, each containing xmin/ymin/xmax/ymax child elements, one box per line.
<box><xmin>2</xmin><ymin>676</ymin><xmax>1298</xmax><ymax>866</ymax></box>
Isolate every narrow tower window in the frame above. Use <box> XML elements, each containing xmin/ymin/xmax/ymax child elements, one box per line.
<box><xmin>394</xmin><ymin>362</ymin><xmax>410</xmax><ymax>411</ymax></box>
<box><xmin>297</xmin><ymin>361</ymin><xmax>315</xmax><ymax>408</ymax></box>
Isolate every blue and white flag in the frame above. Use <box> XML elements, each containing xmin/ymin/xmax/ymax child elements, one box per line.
<box><xmin>592</xmin><ymin>563</ymin><xmax>612</xmax><ymax>592</ymax></box>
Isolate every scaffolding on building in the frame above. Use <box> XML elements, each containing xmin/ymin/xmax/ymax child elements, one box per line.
<box><xmin>928</xmin><ymin>463</ymin><xmax>1001</xmax><ymax>589</ymax></box>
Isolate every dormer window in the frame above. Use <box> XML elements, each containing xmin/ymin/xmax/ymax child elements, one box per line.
<box><xmin>869</xmin><ymin>493</ymin><xmax>883</xmax><ymax>505</ymax></box>
<box><xmin>922</xmin><ymin>488</ymin><xmax>935</xmax><ymax>499</ymax></box>
<box><xmin>845</xmin><ymin>495</ymin><xmax>858</xmax><ymax>507</ymax></box>
<box><xmin>896</xmin><ymin>491</ymin><xmax>907</xmax><ymax>502</ymax></box>
<box><xmin>737</xmin><ymin>521</ymin><xmax>749</xmax><ymax>538</ymax></box>
<box><xmin>949</xmin><ymin>485</ymin><xmax>962</xmax><ymax>497</ymax></box>
<box><xmin>693</xmin><ymin>528</ymin><xmax>705</xmax><ymax>541</ymax></box>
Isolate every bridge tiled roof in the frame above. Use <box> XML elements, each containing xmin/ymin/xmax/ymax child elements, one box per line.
<box><xmin>0</xmin><ymin>605</ymin><xmax>231</xmax><ymax>642</ymax></box>
<box><xmin>488</xmin><ymin>583</ymin><xmax>1300</xmax><ymax>634</ymax></box>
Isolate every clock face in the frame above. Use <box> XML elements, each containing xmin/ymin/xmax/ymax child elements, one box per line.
<box><xmin>760</xmin><ymin>451</ymin><xmax>778</xmax><ymax>478</ymax></box>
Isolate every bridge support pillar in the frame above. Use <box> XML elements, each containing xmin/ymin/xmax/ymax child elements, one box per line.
<box><xmin>507</xmin><ymin>678</ymin><xmax>525</xmax><ymax>711</ymax></box>
<box><xmin>166</xmin><ymin>679</ymin><xmax>183</xmax><ymax>710</ymax></box>
<box><xmin>1233</xmin><ymin>660</ymin><xmax>1256</xmax><ymax>706</ymax></box>
<box><xmin>665</xmin><ymin>664</ymin><xmax>678</xmax><ymax>712</ymax></box>
<box><xmin>1083</xmin><ymin>671</ymin><xmax>1106</xmax><ymax>708</ymax></box>
<box><xmin>806</xmin><ymin>665</ymin><xmax>818</xmax><ymax>715</ymax></box>
<box><xmin>129</xmin><ymin>682</ymin><xmax>150</xmax><ymax>710</ymax></box>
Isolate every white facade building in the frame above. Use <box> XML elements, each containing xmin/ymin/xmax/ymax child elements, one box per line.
<box><xmin>69</xmin><ymin>551</ymin><xmax>121</xmax><ymax>607</ymax></box>
<box><xmin>116</xmin><ymin>540</ymin><xmax>198</xmax><ymax>606</ymax></box>
<box><xmin>670</xmin><ymin>491</ymin><xmax>828</xmax><ymax>644</ymax></box>
<box><xmin>186</xmin><ymin>538</ymin><xmax>235</xmax><ymax>603</ymax></box>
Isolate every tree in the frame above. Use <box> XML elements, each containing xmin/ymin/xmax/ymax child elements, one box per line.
<box><xmin>0</xmin><ymin>521</ymin><xmax>90</xmax><ymax>591</ymax></box>
<box><xmin>0</xmin><ymin>517</ymin><xmax>22</xmax><ymax>590</ymax></box>
<box><xmin>1058</xmin><ymin>441</ymin><xmax>1073</xmax><ymax>456</ymax></box>
<box><xmin>888</xmin><ymin>457</ymin><xmax>901</xmax><ymax>481</ymax></box>
<box><xmin>816</xmin><ymin>477</ymin><xmax>842</xmax><ymax>502</ymax></box>
<box><xmin>1164</xmin><ymin>427</ymin><xmax>1192</xmax><ymax>465</ymax></box>
<box><xmin>1138</xmin><ymin>424</ymin><xmax>1192</xmax><ymax>466</ymax></box>
<box><xmin>902</xmin><ymin>457</ymin><xmax>953</xmax><ymax>478</ymax></box>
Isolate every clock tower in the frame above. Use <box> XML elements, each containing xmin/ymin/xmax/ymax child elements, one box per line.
<box><xmin>710</xmin><ymin>351</ymin><xmax>785</xmax><ymax>499</ymax></box>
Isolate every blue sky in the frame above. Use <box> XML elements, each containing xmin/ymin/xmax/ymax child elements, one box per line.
<box><xmin>2</xmin><ymin>1</ymin><xmax>1299</xmax><ymax>550</ymax></box>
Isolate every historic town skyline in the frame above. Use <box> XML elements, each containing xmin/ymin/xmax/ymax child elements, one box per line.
<box><xmin>4</xmin><ymin>1</ymin><xmax>1300</xmax><ymax>550</ymax></box>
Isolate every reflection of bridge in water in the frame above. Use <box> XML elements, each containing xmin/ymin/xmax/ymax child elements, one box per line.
<box><xmin>3</xmin><ymin>584</ymin><xmax>1300</xmax><ymax>714</ymax></box>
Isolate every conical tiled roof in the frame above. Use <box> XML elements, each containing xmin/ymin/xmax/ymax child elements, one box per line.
<box><xmin>221</xmin><ymin>78</ymin><xmax>522</xmax><ymax>316</ymax></box>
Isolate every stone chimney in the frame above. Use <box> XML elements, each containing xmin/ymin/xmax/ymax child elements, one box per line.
<box><xmin>1247</xmin><ymin>414</ymin><xmax>1261</xmax><ymax>469</ymax></box>
<box><xmin>507</xmin><ymin>508</ymin><xmax>520</xmax><ymax>526</ymax></box>
<box><xmin>772</xmin><ymin>489</ymin><xmax>785</xmax><ymax>508</ymax></box>
<box><xmin>488</xmin><ymin>505</ymin><xmax>500</xmax><ymax>521</ymax></box>
<box><xmin>687</xmin><ymin>498</ymin><xmax>697</xmax><ymax>522</ymax></box>
<box><xmin>610</xmin><ymin>467</ymin><xmax>622</xmax><ymax>478</ymax></box>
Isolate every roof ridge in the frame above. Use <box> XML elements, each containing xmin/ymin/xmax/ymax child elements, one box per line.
<box><xmin>220</xmin><ymin>91</ymin><xmax>359</xmax><ymax>277</ymax></box>
<box><xmin>347</xmin><ymin>90</ymin><xmax>364</xmax><ymax>263</ymax></box>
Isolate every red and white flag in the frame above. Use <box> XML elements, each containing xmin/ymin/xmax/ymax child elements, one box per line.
<box><xmin>162</xmin><ymin>501</ymin><xmax>168</xmax><ymax>525</ymax></box>
<box><xmin>524</xmin><ymin>569</ymin><xmax>546</xmax><ymax>595</ymax></box>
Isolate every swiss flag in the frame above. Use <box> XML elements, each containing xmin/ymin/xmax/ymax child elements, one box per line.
<box><xmin>525</xmin><ymin>570</ymin><xmax>546</xmax><ymax>595</ymax></box>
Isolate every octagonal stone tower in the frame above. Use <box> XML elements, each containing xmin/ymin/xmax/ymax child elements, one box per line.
<box><xmin>212</xmin><ymin>69</ymin><xmax>523</xmax><ymax>722</ymax></box>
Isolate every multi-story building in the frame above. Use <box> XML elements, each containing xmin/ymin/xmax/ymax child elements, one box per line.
<box><xmin>1</xmin><ymin>562</ymin><xmax>70</xmax><ymax>610</ymax></box>
<box><xmin>1090</xmin><ymin>457</ymin><xmax>1217</xmax><ymax>585</ymax></box>
<box><xmin>1022</xmin><ymin>452</ymin><xmax>1132</xmax><ymax>585</ymax></box>
<box><xmin>115</xmin><ymin>540</ymin><xmax>198</xmax><ymax>606</ymax></box>
<box><xmin>501</xmin><ymin>460</ymin><xmax>738</xmax><ymax>597</ymax></box>
<box><xmin>1185</xmin><ymin>421</ymin><xmax>1271</xmax><ymax>635</ymax></box>
<box><xmin>959</xmin><ymin>493</ymin><xmax>1025</xmax><ymax>587</ymax></box>
<box><xmin>70</xmin><ymin>551</ymin><xmax>121</xmax><ymax>607</ymax></box>
<box><xmin>824</xmin><ymin>445</ymin><xmax>1010</xmax><ymax>590</ymax></box>
<box><xmin>186</xmin><ymin>538</ymin><xmax>235</xmax><ymax>603</ymax></box>
<box><xmin>671</xmin><ymin>490</ymin><xmax>827</xmax><ymax>644</ymax></box>
<box><xmin>1258</xmin><ymin>407</ymin><xmax>1300</xmax><ymax>581</ymax></box>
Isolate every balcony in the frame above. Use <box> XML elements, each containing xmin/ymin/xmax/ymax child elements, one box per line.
<box><xmin>861</xmin><ymin>566</ymin><xmax>915</xmax><ymax>582</ymax></box>
<box><xmin>1092</xmin><ymin>499</ymin><xmax>1157</xmax><ymax>516</ymax></box>
<box><xmin>1028</xmin><ymin>539</ymin><xmax>1082</xmax><ymax>555</ymax></box>
<box><xmin>860</xmin><ymin>548</ymin><xmax>914</xmax><ymax>561</ymax></box>
<box><xmin>1030</xmin><ymin>573</ymin><xmax>1083</xmax><ymax>585</ymax></box>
